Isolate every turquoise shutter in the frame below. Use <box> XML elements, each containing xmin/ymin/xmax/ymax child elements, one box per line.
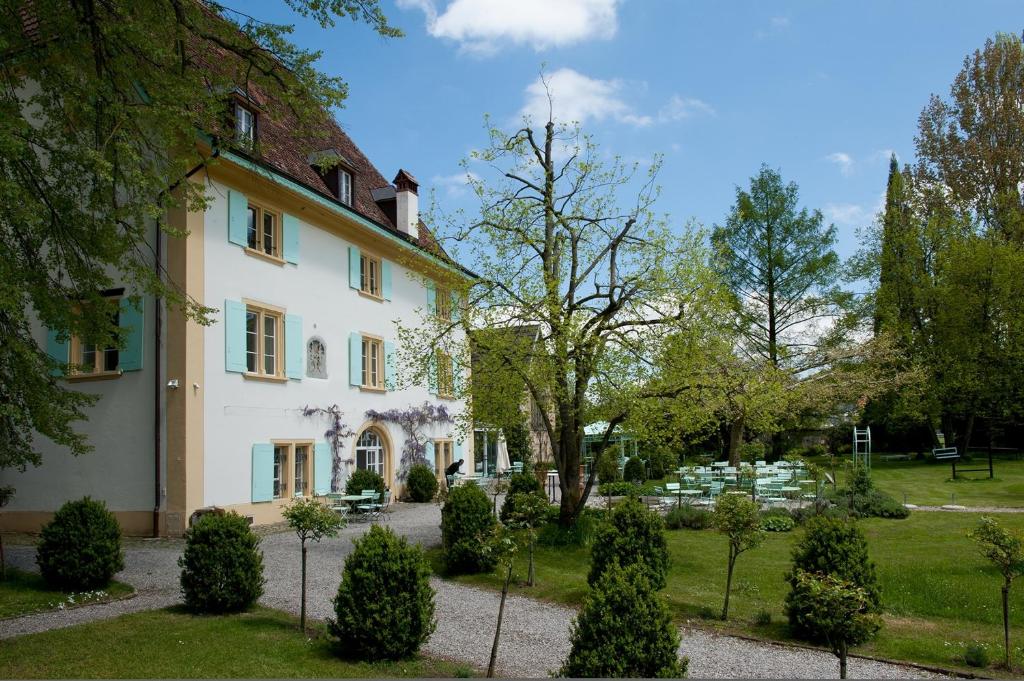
<box><xmin>452</xmin><ymin>357</ymin><xmax>462</xmax><ymax>396</ymax></box>
<box><xmin>381</xmin><ymin>260</ymin><xmax>392</xmax><ymax>301</ymax></box>
<box><xmin>282</xmin><ymin>213</ymin><xmax>300</xmax><ymax>264</ymax></box>
<box><xmin>285</xmin><ymin>314</ymin><xmax>303</xmax><ymax>379</ymax></box>
<box><xmin>314</xmin><ymin>442</ymin><xmax>331</xmax><ymax>495</ymax></box>
<box><xmin>454</xmin><ymin>439</ymin><xmax>464</xmax><ymax>466</ymax></box>
<box><xmin>348</xmin><ymin>246</ymin><xmax>361</xmax><ymax>289</ymax></box>
<box><xmin>450</xmin><ymin>291</ymin><xmax>461</xmax><ymax>323</ymax></box>
<box><xmin>426</xmin><ymin>282</ymin><xmax>437</xmax><ymax>314</ymax></box>
<box><xmin>224</xmin><ymin>299</ymin><xmax>247</xmax><ymax>373</ymax></box>
<box><xmin>228</xmin><ymin>189</ymin><xmax>248</xmax><ymax>247</ymax></box>
<box><xmin>251</xmin><ymin>443</ymin><xmax>274</xmax><ymax>502</ymax></box>
<box><xmin>427</xmin><ymin>352</ymin><xmax>438</xmax><ymax>395</ymax></box>
<box><xmin>45</xmin><ymin>329</ymin><xmax>68</xmax><ymax>376</ymax></box>
<box><xmin>119</xmin><ymin>297</ymin><xmax>145</xmax><ymax>371</ymax></box>
<box><xmin>384</xmin><ymin>341</ymin><xmax>396</xmax><ymax>390</ymax></box>
<box><xmin>349</xmin><ymin>332</ymin><xmax>361</xmax><ymax>386</ymax></box>
<box><xmin>425</xmin><ymin>440</ymin><xmax>435</xmax><ymax>471</ymax></box>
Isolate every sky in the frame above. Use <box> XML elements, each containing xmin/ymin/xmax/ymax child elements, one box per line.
<box><xmin>250</xmin><ymin>0</ymin><xmax>1024</xmax><ymax>269</ymax></box>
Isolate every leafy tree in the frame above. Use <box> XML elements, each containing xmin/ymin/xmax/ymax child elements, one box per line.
<box><xmin>399</xmin><ymin>106</ymin><xmax>718</xmax><ymax>527</ymax></box>
<box><xmin>559</xmin><ymin>562</ymin><xmax>687</xmax><ymax>678</ymax></box>
<box><xmin>502</xmin><ymin>490</ymin><xmax>548</xmax><ymax>586</ymax></box>
<box><xmin>712</xmin><ymin>493</ymin><xmax>765</xmax><ymax>619</ymax></box>
<box><xmin>790</xmin><ymin>570</ymin><xmax>882</xmax><ymax>679</ymax></box>
<box><xmin>589</xmin><ymin>496</ymin><xmax>669</xmax><ymax>590</ymax></box>
<box><xmin>282</xmin><ymin>497</ymin><xmax>344</xmax><ymax>630</ymax></box>
<box><xmin>970</xmin><ymin>516</ymin><xmax>1024</xmax><ymax>669</ymax></box>
<box><xmin>0</xmin><ymin>0</ymin><xmax>400</xmax><ymax>473</ymax></box>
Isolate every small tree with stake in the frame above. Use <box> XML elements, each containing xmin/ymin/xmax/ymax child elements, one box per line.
<box><xmin>282</xmin><ymin>498</ymin><xmax>344</xmax><ymax>631</ymax></box>
<box><xmin>0</xmin><ymin>486</ymin><xmax>12</xmax><ymax>580</ymax></box>
<box><xmin>971</xmin><ymin>516</ymin><xmax>1024</xmax><ymax>670</ymax></box>
<box><xmin>486</xmin><ymin>527</ymin><xmax>518</xmax><ymax>678</ymax></box>
<box><xmin>712</xmin><ymin>493</ymin><xmax>765</xmax><ymax>619</ymax></box>
<box><xmin>790</xmin><ymin>571</ymin><xmax>881</xmax><ymax>679</ymax></box>
<box><xmin>502</xmin><ymin>490</ymin><xmax>548</xmax><ymax>587</ymax></box>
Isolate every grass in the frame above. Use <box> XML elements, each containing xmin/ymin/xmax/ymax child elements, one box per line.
<box><xmin>0</xmin><ymin>568</ymin><xmax>134</xmax><ymax>619</ymax></box>
<box><xmin>432</xmin><ymin>512</ymin><xmax>1024</xmax><ymax>677</ymax></box>
<box><xmin>839</xmin><ymin>455</ymin><xmax>1024</xmax><ymax>508</ymax></box>
<box><xmin>0</xmin><ymin>606</ymin><xmax>475</xmax><ymax>679</ymax></box>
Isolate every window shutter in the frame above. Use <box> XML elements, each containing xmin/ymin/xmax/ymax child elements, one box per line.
<box><xmin>454</xmin><ymin>439</ymin><xmax>464</xmax><ymax>466</ymax></box>
<box><xmin>285</xmin><ymin>314</ymin><xmax>303</xmax><ymax>380</ymax></box>
<box><xmin>314</xmin><ymin>442</ymin><xmax>331</xmax><ymax>495</ymax></box>
<box><xmin>349</xmin><ymin>332</ymin><xmax>362</xmax><ymax>386</ymax></box>
<box><xmin>119</xmin><ymin>297</ymin><xmax>145</xmax><ymax>371</ymax></box>
<box><xmin>384</xmin><ymin>341</ymin><xmax>396</xmax><ymax>390</ymax></box>
<box><xmin>228</xmin><ymin>189</ymin><xmax>248</xmax><ymax>247</ymax></box>
<box><xmin>425</xmin><ymin>440</ymin><xmax>435</xmax><ymax>471</ymax></box>
<box><xmin>251</xmin><ymin>443</ymin><xmax>274</xmax><ymax>502</ymax></box>
<box><xmin>282</xmin><ymin>213</ymin><xmax>300</xmax><ymax>264</ymax></box>
<box><xmin>450</xmin><ymin>291</ymin><xmax>461</xmax><ymax>323</ymax></box>
<box><xmin>381</xmin><ymin>260</ymin><xmax>393</xmax><ymax>301</ymax></box>
<box><xmin>45</xmin><ymin>329</ymin><xmax>68</xmax><ymax>376</ymax></box>
<box><xmin>427</xmin><ymin>352</ymin><xmax>438</xmax><ymax>395</ymax></box>
<box><xmin>224</xmin><ymin>299</ymin><xmax>247</xmax><ymax>373</ymax></box>
<box><xmin>452</xmin><ymin>357</ymin><xmax>462</xmax><ymax>396</ymax></box>
<box><xmin>348</xmin><ymin>246</ymin><xmax>361</xmax><ymax>289</ymax></box>
<box><xmin>426</xmin><ymin>281</ymin><xmax>437</xmax><ymax>314</ymax></box>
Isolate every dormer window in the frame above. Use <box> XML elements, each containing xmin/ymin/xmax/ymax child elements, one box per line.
<box><xmin>339</xmin><ymin>169</ymin><xmax>352</xmax><ymax>205</ymax></box>
<box><xmin>235</xmin><ymin>103</ymin><xmax>255</xmax><ymax>146</ymax></box>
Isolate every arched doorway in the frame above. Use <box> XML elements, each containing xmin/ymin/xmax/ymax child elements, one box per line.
<box><xmin>354</xmin><ymin>427</ymin><xmax>391</xmax><ymax>484</ymax></box>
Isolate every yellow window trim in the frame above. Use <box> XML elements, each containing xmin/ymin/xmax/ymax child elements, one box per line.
<box><xmin>359</xmin><ymin>252</ymin><xmax>383</xmax><ymax>298</ymax></box>
<box><xmin>269</xmin><ymin>440</ymin><xmax>316</xmax><ymax>500</ymax></box>
<box><xmin>242</xmin><ymin>299</ymin><xmax>286</xmax><ymax>379</ymax></box>
<box><xmin>67</xmin><ymin>295</ymin><xmax>123</xmax><ymax>378</ymax></box>
<box><xmin>244</xmin><ymin>246</ymin><xmax>285</xmax><ymax>266</ymax></box>
<box><xmin>360</xmin><ymin>333</ymin><xmax>385</xmax><ymax>390</ymax></box>
<box><xmin>246</xmin><ymin>201</ymin><xmax>283</xmax><ymax>260</ymax></box>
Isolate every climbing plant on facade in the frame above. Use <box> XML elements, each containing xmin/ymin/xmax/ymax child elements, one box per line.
<box><xmin>301</xmin><ymin>405</ymin><xmax>355</xmax><ymax>492</ymax></box>
<box><xmin>366</xmin><ymin>402</ymin><xmax>453</xmax><ymax>481</ymax></box>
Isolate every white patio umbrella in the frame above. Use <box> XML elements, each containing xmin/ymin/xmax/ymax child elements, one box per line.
<box><xmin>495</xmin><ymin>430</ymin><xmax>511</xmax><ymax>476</ymax></box>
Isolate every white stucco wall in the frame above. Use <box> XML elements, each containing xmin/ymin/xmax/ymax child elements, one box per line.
<box><xmin>200</xmin><ymin>179</ymin><xmax>470</xmax><ymax>507</ymax></box>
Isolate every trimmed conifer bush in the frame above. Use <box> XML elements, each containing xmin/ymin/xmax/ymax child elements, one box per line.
<box><xmin>622</xmin><ymin>455</ymin><xmax>646</xmax><ymax>482</ymax></box>
<box><xmin>785</xmin><ymin>515</ymin><xmax>881</xmax><ymax>641</ymax></box>
<box><xmin>346</xmin><ymin>468</ymin><xmax>386</xmax><ymax>495</ymax></box>
<box><xmin>595</xmin><ymin>453</ymin><xmax>621</xmax><ymax>483</ymax></box>
<box><xmin>588</xmin><ymin>495</ymin><xmax>669</xmax><ymax>589</ymax></box>
<box><xmin>499</xmin><ymin>471</ymin><xmax>544</xmax><ymax>523</ymax></box>
<box><xmin>179</xmin><ymin>512</ymin><xmax>264</xmax><ymax>613</ymax></box>
<box><xmin>441</xmin><ymin>483</ymin><xmax>497</xmax><ymax>574</ymax></box>
<box><xmin>36</xmin><ymin>497</ymin><xmax>124</xmax><ymax>590</ymax></box>
<box><xmin>329</xmin><ymin>525</ymin><xmax>436</xmax><ymax>660</ymax></box>
<box><xmin>406</xmin><ymin>464</ymin><xmax>438</xmax><ymax>502</ymax></box>
<box><xmin>560</xmin><ymin>562</ymin><xmax>687</xmax><ymax>678</ymax></box>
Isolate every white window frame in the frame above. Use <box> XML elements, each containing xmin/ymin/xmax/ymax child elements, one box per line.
<box><xmin>361</xmin><ymin>334</ymin><xmax>384</xmax><ymax>390</ymax></box>
<box><xmin>339</xmin><ymin>169</ymin><xmax>352</xmax><ymax>206</ymax></box>
<box><xmin>356</xmin><ymin>429</ymin><xmax>385</xmax><ymax>477</ymax></box>
<box><xmin>235</xmin><ymin>103</ymin><xmax>255</xmax><ymax>146</ymax></box>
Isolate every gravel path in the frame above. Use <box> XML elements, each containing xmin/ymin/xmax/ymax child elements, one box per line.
<box><xmin>2</xmin><ymin>503</ymin><xmax>945</xmax><ymax>678</ymax></box>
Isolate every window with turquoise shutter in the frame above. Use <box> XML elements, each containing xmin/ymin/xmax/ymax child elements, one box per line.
<box><xmin>348</xmin><ymin>332</ymin><xmax>361</xmax><ymax>386</ymax></box>
<box><xmin>348</xmin><ymin>246</ymin><xmax>361</xmax><ymax>290</ymax></box>
<box><xmin>45</xmin><ymin>329</ymin><xmax>69</xmax><ymax>376</ymax></box>
<box><xmin>119</xmin><ymin>297</ymin><xmax>145</xmax><ymax>371</ymax></box>
<box><xmin>426</xmin><ymin>281</ymin><xmax>437</xmax><ymax>315</ymax></box>
<box><xmin>381</xmin><ymin>260</ymin><xmax>392</xmax><ymax>300</ymax></box>
<box><xmin>314</xmin><ymin>442</ymin><xmax>331</xmax><ymax>495</ymax></box>
<box><xmin>228</xmin><ymin>189</ymin><xmax>248</xmax><ymax>247</ymax></box>
<box><xmin>251</xmin><ymin>443</ymin><xmax>275</xmax><ymax>502</ymax></box>
<box><xmin>282</xmin><ymin>213</ymin><xmax>300</xmax><ymax>264</ymax></box>
<box><xmin>224</xmin><ymin>299</ymin><xmax>247</xmax><ymax>373</ymax></box>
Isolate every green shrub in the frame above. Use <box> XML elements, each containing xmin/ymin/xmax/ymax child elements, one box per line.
<box><xmin>622</xmin><ymin>456</ymin><xmax>646</xmax><ymax>482</ymax></box>
<box><xmin>964</xmin><ymin>642</ymin><xmax>989</xmax><ymax>668</ymax></box>
<box><xmin>406</xmin><ymin>464</ymin><xmax>438</xmax><ymax>502</ymax></box>
<box><xmin>36</xmin><ymin>497</ymin><xmax>124</xmax><ymax>591</ymax></box>
<box><xmin>831</xmin><ymin>468</ymin><xmax>909</xmax><ymax>519</ymax></box>
<box><xmin>559</xmin><ymin>562</ymin><xmax>687</xmax><ymax>678</ymax></box>
<box><xmin>441</xmin><ymin>484</ymin><xmax>497</xmax><ymax>574</ymax></box>
<box><xmin>499</xmin><ymin>472</ymin><xmax>544</xmax><ymax>524</ymax></box>
<box><xmin>803</xmin><ymin>443</ymin><xmax>828</xmax><ymax>458</ymax></box>
<box><xmin>595</xmin><ymin>453</ymin><xmax>621</xmax><ymax>483</ymax></box>
<box><xmin>738</xmin><ymin>441</ymin><xmax>766</xmax><ymax>464</ymax></box>
<box><xmin>179</xmin><ymin>512</ymin><xmax>264</xmax><ymax>613</ymax></box>
<box><xmin>589</xmin><ymin>496</ymin><xmax>669</xmax><ymax>590</ymax></box>
<box><xmin>761</xmin><ymin>509</ymin><xmax>796</xmax><ymax>532</ymax></box>
<box><xmin>537</xmin><ymin>510</ymin><xmax>602</xmax><ymax>547</ymax></box>
<box><xmin>665</xmin><ymin>505</ymin><xmax>712</xmax><ymax>530</ymax></box>
<box><xmin>329</xmin><ymin>525</ymin><xmax>436</xmax><ymax>660</ymax></box>
<box><xmin>785</xmin><ymin>515</ymin><xmax>881</xmax><ymax>641</ymax></box>
<box><xmin>646</xmin><ymin>450</ymin><xmax>675</xmax><ymax>480</ymax></box>
<box><xmin>754</xmin><ymin>609</ymin><xmax>772</xmax><ymax>626</ymax></box>
<box><xmin>346</xmin><ymin>468</ymin><xmax>386</xmax><ymax>495</ymax></box>
<box><xmin>597</xmin><ymin>480</ymin><xmax>639</xmax><ymax>497</ymax></box>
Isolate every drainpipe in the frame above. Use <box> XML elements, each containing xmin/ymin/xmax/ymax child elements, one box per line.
<box><xmin>154</xmin><ymin>151</ymin><xmax>217</xmax><ymax>537</ymax></box>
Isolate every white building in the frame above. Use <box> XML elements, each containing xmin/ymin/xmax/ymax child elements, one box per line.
<box><xmin>2</xmin><ymin>92</ymin><xmax>472</xmax><ymax>536</ymax></box>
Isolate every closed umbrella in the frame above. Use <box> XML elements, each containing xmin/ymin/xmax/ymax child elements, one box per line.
<box><xmin>496</xmin><ymin>430</ymin><xmax>511</xmax><ymax>476</ymax></box>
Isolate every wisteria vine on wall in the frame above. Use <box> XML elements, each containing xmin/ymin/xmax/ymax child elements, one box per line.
<box><xmin>365</xmin><ymin>402</ymin><xmax>453</xmax><ymax>481</ymax></box>
<box><xmin>301</xmin><ymin>404</ymin><xmax>355</xmax><ymax>492</ymax></box>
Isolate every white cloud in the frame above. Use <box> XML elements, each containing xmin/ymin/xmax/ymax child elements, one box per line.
<box><xmin>824</xmin><ymin>202</ymin><xmax>867</xmax><ymax>227</ymax></box>
<box><xmin>657</xmin><ymin>95</ymin><xmax>715</xmax><ymax>122</ymax></box>
<box><xmin>518</xmin><ymin>69</ymin><xmax>712</xmax><ymax>130</ymax></box>
<box><xmin>432</xmin><ymin>171</ymin><xmax>480</xmax><ymax>198</ymax></box>
<box><xmin>826</xmin><ymin>152</ymin><xmax>854</xmax><ymax>176</ymax></box>
<box><xmin>398</xmin><ymin>0</ymin><xmax>619</xmax><ymax>55</ymax></box>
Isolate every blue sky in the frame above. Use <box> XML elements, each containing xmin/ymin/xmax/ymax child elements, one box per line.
<box><xmin>253</xmin><ymin>0</ymin><xmax>1023</xmax><ymax>268</ymax></box>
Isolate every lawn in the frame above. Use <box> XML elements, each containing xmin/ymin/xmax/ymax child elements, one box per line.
<box><xmin>0</xmin><ymin>568</ymin><xmax>134</xmax><ymax>619</ymax></box>
<box><xmin>432</xmin><ymin>512</ymin><xmax>1024</xmax><ymax>676</ymax></box>
<box><xmin>0</xmin><ymin>606</ymin><xmax>473</xmax><ymax>679</ymax></box>
<box><xmin>842</xmin><ymin>455</ymin><xmax>1024</xmax><ymax>508</ymax></box>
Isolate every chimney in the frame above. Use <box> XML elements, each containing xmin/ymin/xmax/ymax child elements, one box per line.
<box><xmin>393</xmin><ymin>169</ymin><xmax>419</xmax><ymax>240</ymax></box>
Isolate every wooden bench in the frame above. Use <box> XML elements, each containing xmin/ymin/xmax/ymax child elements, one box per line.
<box><xmin>879</xmin><ymin>453</ymin><xmax>912</xmax><ymax>462</ymax></box>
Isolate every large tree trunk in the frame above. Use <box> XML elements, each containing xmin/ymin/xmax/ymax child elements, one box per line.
<box><xmin>727</xmin><ymin>416</ymin><xmax>745</xmax><ymax>467</ymax></box>
<box><xmin>962</xmin><ymin>412</ymin><xmax>976</xmax><ymax>454</ymax></box>
<box><xmin>556</xmin><ymin>414</ymin><xmax>583</xmax><ymax>527</ymax></box>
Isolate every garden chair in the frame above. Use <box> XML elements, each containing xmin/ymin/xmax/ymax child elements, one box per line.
<box><xmin>355</xmin><ymin>489</ymin><xmax>378</xmax><ymax>520</ymax></box>
<box><xmin>705</xmin><ymin>480</ymin><xmax>724</xmax><ymax>503</ymax></box>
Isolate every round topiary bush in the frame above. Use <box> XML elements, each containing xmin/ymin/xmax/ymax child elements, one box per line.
<box><xmin>595</xmin><ymin>453</ymin><xmax>621</xmax><ymax>483</ymax></box>
<box><xmin>441</xmin><ymin>483</ymin><xmax>497</xmax><ymax>574</ymax></box>
<box><xmin>329</xmin><ymin>524</ymin><xmax>436</xmax><ymax>660</ymax></box>
<box><xmin>406</xmin><ymin>464</ymin><xmax>438</xmax><ymax>502</ymax></box>
<box><xmin>784</xmin><ymin>515</ymin><xmax>881</xmax><ymax>641</ymax></box>
<box><xmin>499</xmin><ymin>472</ymin><xmax>544</xmax><ymax>524</ymax></box>
<box><xmin>346</xmin><ymin>468</ymin><xmax>386</xmax><ymax>495</ymax></box>
<box><xmin>589</xmin><ymin>496</ymin><xmax>669</xmax><ymax>590</ymax></box>
<box><xmin>559</xmin><ymin>562</ymin><xmax>687</xmax><ymax>678</ymax></box>
<box><xmin>622</xmin><ymin>456</ymin><xmax>646</xmax><ymax>483</ymax></box>
<box><xmin>36</xmin><ymin>497</ymin><xmax>124</xmax><ymax>591</ymax></box>
<box><xmin>179</xmin><ymin>512</ymin><xmax>264</xmax><ymax>613</ymax></box>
